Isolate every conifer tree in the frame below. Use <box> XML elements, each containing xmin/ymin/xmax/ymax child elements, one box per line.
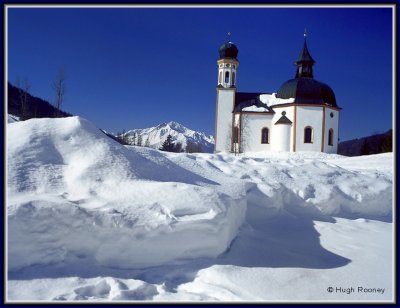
<box><xmin>159</xmin><ymin>134</ymin><xmax>175</xmax><ymax>152</ymax></box>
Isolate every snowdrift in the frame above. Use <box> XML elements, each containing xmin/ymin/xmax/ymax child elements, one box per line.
<box><xmin>7</xmin><ymin>117</ymin><xmax>392</xmax><ymax>275</ymax></box>
<box><xmin>7</xmin><ymin>117</ymin><xmax>246</xmax><ymax>271</ymax></box>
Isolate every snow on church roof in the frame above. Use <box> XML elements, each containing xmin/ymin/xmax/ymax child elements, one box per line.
<box><xmin>242</xmin><ymin>105</ymin><xmax>271</xmax><ymax>112</ymax></box>
<box><xmin>259</xmin><ymin>93</ymin><xmax>295</xmax><ymax>107</ymax></box>
<box><xmin>233</xmin><ymin>92</ymin><xmax>294</xmax><ymax>113</ymax></box>
<box><xmin>234</xmin><ymin>92</ymin><xmax>274</xmax><ymax>113</ymax></box>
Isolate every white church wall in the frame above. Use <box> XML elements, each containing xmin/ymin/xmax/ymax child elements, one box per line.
<box><xmin>271</xmin><ymin>106</ymin><xmax>295</xmax><ymax>152</ymax></box>
<box><xmin>240</xmin><ymin>114</ymin><xmax>273</xmax><ymax>152</ymax></box>
<box><xmin>324</xmin><ymin>108</ymin><xmax>339</xmax><ymax>154</ymax></box>
<box><xmin>273</xmin><ymin>124</ymin><xmax>292</xmax><ymax>151</ymax></box>
<box><xmin>215</xmin><ymin>89</ymin><xmax>235</xmax><ymax>152</ymax></box>
<box><xmin>295</xmin><ymin>106</ymin><xmax>323</xmax><ymax>152</ymax></box>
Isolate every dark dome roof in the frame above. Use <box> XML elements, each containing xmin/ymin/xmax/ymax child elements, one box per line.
<box><xmin>219</xmin><ymin>41</ymin><xmax>238</xmax><ymax>59</ymax></box>
<box><xmin>276</xmin><ymin>77</ymin><xmax>337</xmax><ymax>107</ymax></box>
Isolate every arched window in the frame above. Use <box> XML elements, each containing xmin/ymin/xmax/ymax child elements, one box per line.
<box><xmin>328</xmin><ymin>129</ymin><xmax>334</xmax><ymax>146</ymax></box>
<box><xmin>218</xmin><ymin>71</ymin><xmax>222</xmax><ymax>84</ymax></box>
<box><xmin>232</xmin><ymin>71</ymin><xmax>236</xmax><ymax>86</ymax></box>
<box><xmin>261</xmin><ymin>127</ymin><xmax>269</xmax><ymax>144</ymax></box>
<box><xmin>233</xmin><ymin>126</ymin><xmax>239</xmax><ymax>143</ymax></box>
<box><xmin>225</xmin><ymin>71</ymin><xmax>230</xmax><ymax>84</ymax></box>
<box><xmin>304</xmin><ymin>126</ymin><xmax>313</xmax><ymax>143</ymax></box>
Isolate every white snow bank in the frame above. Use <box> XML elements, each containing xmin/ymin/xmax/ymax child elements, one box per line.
<box><xmin>7</xmin><ymin>117</ymin><xmax>246</xmax><ymax>271</ymax></box>
<box><xmin>167</xmin><ymin>151</ymin><xmax>392</xmax><ymax>219</ymax></box>
<box><xmin>259</xmin><ymin>93</ymin><xmax>294</xmax><ymax>107</ymax></box>
<box><xmin>7</xmin><ymin>117</ymin><xmax>393</xmax><ymax>302</ymax></box>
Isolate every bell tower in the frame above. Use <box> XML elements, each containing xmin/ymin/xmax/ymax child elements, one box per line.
<box><xmin>217</xmin><ymin>33</ymin><xmax>239</xmax><ymax>88</ymax></box>
<box><xmin>214</xmin><ymin>34</ymin><xmax>239</xmax><ymax>152</ymax></box>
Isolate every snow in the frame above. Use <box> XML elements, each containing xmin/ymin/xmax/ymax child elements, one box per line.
<box><xmin>7</xmin><ymin>117</ymin><xmax>246</xmax><ymax>271</ymax></box>
<box><xmin>242</xmin><ymin>105</ymin><xmax>270</xmax><ymax>112</ymax></box>
<box><xmin>7</xmin><ymin>117</ymin><xmax>393</xmax><ymax>302</ymax></box>
<box><xmin>8</xmin><ymin>114</ymin><xmax>20</xmax><ymax>123</ymax></box>
<box><xmin>259</xmin><ymin>93</ymin><xmax>295</xmax><ymax>107</ymax></box>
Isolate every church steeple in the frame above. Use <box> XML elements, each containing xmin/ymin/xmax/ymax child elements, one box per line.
<box><xmin>295</xmin><ymin>30</ymin><xmax>315</xmax><ymax>78</ymax></box>
<box><xmin>217</xmin><ymin>33</ymin><xmax>239</xmax><ymax>88</ymax></box>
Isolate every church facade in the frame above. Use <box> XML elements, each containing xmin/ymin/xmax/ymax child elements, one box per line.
<box><xmin>214</xmin><ymin>35</ymin><xmax>341</xmax><ymax>154</ymax></box>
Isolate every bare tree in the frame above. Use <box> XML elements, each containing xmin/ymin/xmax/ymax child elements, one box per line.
<box><xmin>137</xmin><ymin>135</ymin><xmax>143</xmax><ymax>146</ymax></box>
<box><xmin>226</xmin><ymin>123</ymin><xmax>232</xmax><ymax>153</ymax></box>
<box><xmin>52</xmin><ymin>67</ymin><xmax>66</xmax><ymax>117</ymax></box>
<box><xmin>239</xmin><ymin>114</ymin><xmax>251</xmax><ymax>153</ymax></box>
<box><xmin>16</xmin><ymin>77</ymin><xmax>31</xmax><ymax>120</ymax></box>
<box><xmin>132</xmin><ymin>133</ymin><xmax>136</xmax><ymax>146</ymax></box>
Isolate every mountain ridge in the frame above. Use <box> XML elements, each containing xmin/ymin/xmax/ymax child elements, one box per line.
<box><xmin>121</xmin><ymin>121</ymin><xmax>215</xmax><ymax>153</ymax></box>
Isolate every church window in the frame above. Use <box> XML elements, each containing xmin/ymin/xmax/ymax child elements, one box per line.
<box><xmin>328</xmin><ymin>129</ymin><xmax>334</xmax><ymax>146</ymax></box>
<box><xmin>304</xmin><ymin>126</ymin><xmax>313</xmax><ymax>143</ymax></box>
<box><xmin>261</xmin><ymin>127</ymin><xmax>269</xmax><ymax>144</ymax></box>
<box><xmin>330</xmin><ymin>112</ymin><xmax>334</xmax><ymax>118</ymax></box>
<box><xmin>232</xmin><ymin>71</ymin><xmax>236</xmax><ymax>86</ymax></box>
<box><xmin>225</xmin><ymin>71</ymin><xmax>230</xmax><ymax>84</ymax></box>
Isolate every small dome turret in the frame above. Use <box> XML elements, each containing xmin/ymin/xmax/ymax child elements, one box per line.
<box><xmin>219</xmin><ymin>41</ymin><xmax>239</xmax><ymax>60</ymax></box>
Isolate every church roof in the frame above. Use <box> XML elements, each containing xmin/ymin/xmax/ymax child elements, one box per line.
<box><xmin>233</xmin><ymin>92</ymin><xmax>274</xmax><ymax>113</ymax></box>
<box><xmin>277</xmin><ymin>78</ymin><xmax>337</xmax><ymax>107</ymax></box>
<box><xmin>295</xmin><ymin>39</ymin><xmax>315</xmax><ymax>65</ymax></box>
<box><xmin>275</xmin><ymin>112</ymin><xmax>293</xmax><ymax>125</ymax></box>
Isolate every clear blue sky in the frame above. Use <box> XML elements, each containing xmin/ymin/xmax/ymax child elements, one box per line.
<box><xmin>7</xmin><ymin>6</ymin><xmax>393</xmax><ymax>141</ymax></box>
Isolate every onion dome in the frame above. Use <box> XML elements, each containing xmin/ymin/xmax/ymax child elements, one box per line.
<box><xmin>277</xmin><ymin>78</ymin><xmax>337</xmax><ymax>107</ymax></box>
<box><xmin>219</xmin><ymin>41</ymin><xmax>239</xmax><ymax>60</ymax></box>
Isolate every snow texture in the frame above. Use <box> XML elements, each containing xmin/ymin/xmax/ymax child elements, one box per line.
<box><xmin>8</xmin><ymin>117</ymin><xmax>246</xmax><ymax>271</ymax></box>
<box><xmin>7</xmin><ymin>117</ymin><xmax>393</xmax><ymax>302</ymax></box>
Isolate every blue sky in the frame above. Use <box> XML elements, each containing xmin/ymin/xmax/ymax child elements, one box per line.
<box><xmin>8</xmin><ymin>6</ymin><xmax>393</xmax><ymax>141</ymax></box>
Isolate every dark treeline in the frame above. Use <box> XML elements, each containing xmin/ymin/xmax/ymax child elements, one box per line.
<box><xmin>8</xmin><ymin>82</ymin><xmax>72</xmax><ymax>120</ymax></box>
<box><xmin>338</xmin><ymin>129</ymin><xmax>392</xmax><ymax>156</ymax></box>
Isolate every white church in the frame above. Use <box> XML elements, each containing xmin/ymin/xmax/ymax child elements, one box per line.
<box><xmin>214</xmin><ymin>34</ymin><xmax>341</xmax><ymax>154</ymax></box>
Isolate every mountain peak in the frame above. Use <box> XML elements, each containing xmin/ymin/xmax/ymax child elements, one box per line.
<box><xmin>123</xmin><ymin>121</ymin><xmax>215</xmax><ymax>153</ymax></box>
<box><xmin>166</xmin><ymin>121</ymin><xmax>184</xmax><ymax>130</ymax></box>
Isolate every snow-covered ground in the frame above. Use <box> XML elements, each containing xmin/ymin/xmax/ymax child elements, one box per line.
<box><xmin>7</xmin><ymin>117</ymin><xmax>393</xmax><ymax>303</ymax></box>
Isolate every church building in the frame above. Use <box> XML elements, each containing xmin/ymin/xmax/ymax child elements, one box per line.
<box><xmin>214</xmin><ymin>33</ymin><xmax>341</xmax><ymax>154</ymax></box>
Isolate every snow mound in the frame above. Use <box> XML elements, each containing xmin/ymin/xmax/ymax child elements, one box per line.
<box><xmin>166</xmin><ymin>151</ymin><xmax>392</xmax><ymax>219</ymax></box>
<box><xmin>7</xmin><ymin>117</ymin><xmax>246</xmax><ymax>271</ymax></box>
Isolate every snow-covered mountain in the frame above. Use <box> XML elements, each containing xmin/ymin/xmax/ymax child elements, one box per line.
<box><xmin>123</xmin><ymin>121</ymin><xmax>215</xmax><ymax>152</ymax></box>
